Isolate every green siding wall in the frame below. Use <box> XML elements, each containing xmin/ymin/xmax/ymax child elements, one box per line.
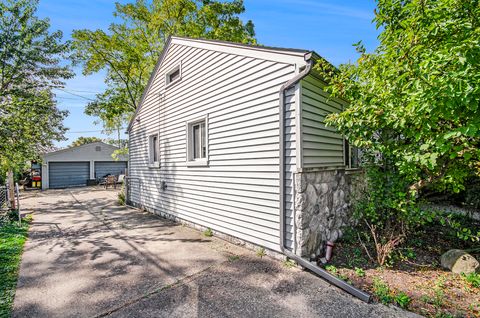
<box><xmin>300</xmin><ymin>75</ymin><xmax>345</xmax><ymax>168</ymax></box>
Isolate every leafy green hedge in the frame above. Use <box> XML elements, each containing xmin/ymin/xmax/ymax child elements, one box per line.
<box><xmin>0</xmin><ymin>221</ymin><xmax>29</xmax><ymax>317</ymax></box>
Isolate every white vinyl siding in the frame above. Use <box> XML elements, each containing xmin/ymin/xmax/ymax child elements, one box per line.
<box><xmin>128</xmin><ymin>41</ymin><xmax>299</xmax><ymax>251</ymax></box>
<box><xmin>300</xmin><ymin>74</ymin><xmax>346</xmax><ymax>168</ymax></box>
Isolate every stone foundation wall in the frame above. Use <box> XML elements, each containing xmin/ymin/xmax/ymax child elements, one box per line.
<box><xmin>294</xmin><ymin>169</ymin><xmax>362</xmax><ymax>258</ymax></box>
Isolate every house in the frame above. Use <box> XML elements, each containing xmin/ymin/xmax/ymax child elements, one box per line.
<box><xmin>127</xmin><ymin>36</ymin><xmax>359</xmax><ymax>261</ymax></box>
<box><xmin>41</xmin><ymin>141</ymin><xmax>128</xmax><ymax>189</ymax></box>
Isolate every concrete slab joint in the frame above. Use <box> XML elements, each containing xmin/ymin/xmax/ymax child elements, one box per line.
<box><xmin>294</xmin><ymin>169</ymin><xmax>362</xmax><ymax>258</ymax></box>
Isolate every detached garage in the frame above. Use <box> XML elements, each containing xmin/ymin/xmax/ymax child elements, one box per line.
<box><xmin>41</xmin><ymin>142</ymin><xmax>128</xmax><ymax>190</ymax></box>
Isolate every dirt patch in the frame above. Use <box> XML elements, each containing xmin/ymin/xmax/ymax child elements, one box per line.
<box><xmin>324</xmin><ymin>221</ymin><xmax>480</xmax><ymax>317</ymax></box>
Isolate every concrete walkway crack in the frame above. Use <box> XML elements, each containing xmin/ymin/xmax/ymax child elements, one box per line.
<box><xmin>93</xmin><ymin>260</ymin><xmax>228</xmax><ymax>318</ymax></box>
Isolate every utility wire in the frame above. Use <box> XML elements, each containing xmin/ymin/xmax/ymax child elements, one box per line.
<box><xmin>55</xmin><ymin>96</ymin><xmax>91</xmax><ymax>101</ymax></box>
<box><xmin>57</xmin><ymin>88</ymin><xmax>102</xmax><ymax>94</ymax></box>
<box><xmin>65</xmin><ymin>127</ymin><xmax>127</xmax><ymax>134</ymax></box>
<box><xmin>56</xmin><ymin>88</ymin><xmax>96</xmax><ymax>101</ymax></box>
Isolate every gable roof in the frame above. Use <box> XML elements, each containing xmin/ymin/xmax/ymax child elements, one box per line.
<box><xmin>127</xmin><ymin>36</ymin><xmax>315</xmax><ymax>132</ymax></box>
<box><xmin>42</xmin><ymin>141</ymin><xmax>119</xmax><ymax>158</ymax></box>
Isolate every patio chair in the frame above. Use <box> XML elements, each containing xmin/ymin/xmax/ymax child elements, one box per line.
<box><xmin>105</xmin><ymin>175</ymin><xmax>117</xmax><ymax>189</ymax></box>
<box><xmin>117</xmin><ymin>174</ymin><xmax>125</xmax><ymax>184</ymax></box>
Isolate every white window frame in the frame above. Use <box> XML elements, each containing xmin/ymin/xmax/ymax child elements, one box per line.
<box><xmin>186</xmin><ymin>115</ymin><xmax>209</xmax><ymax>167</ymax></box>
<box><xmin>344</xmin><ymin>138</ymin><xmax>360</xmax><ymax>169</ymax></box>
<box><xmin>165</xmin><ymin>63</ymin><xmax>182</xmax><ymax>88</ymax></box>
<box><xmin>148</xmin><ymin>133</ymin><xmax>160</xmax><ymax>168</ymax></box>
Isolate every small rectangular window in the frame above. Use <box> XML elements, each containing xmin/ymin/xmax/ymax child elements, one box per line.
<box><xmin>344</xmin><ymin>139</ymin><xmax>350</xmax><ymax>167</ymax></box>
<box><xmin>148</xmin><ymin>134</ymin><xmax>159</xmax><ymax>167</ymax></box>
<box><xmin>350</xmin><ymin>147</ymin><xmax>360</xmax><ymax>168</ymax></box>
<box><xmin>192</xmin><ymin>122</ymin><xmax>206</xmax><ymax>159</ymax></box>
<box><xmin>344</xmin><ymin>139</ymin><xmax>360</xmax><ymax>169</ymax></box>
<box><xmin>187</xmin><ymin>117</ymin><xmax>208</xmax><ymax>166</ymax></box>
<box><xmin>166</xmin><ymin>64</ymin><xmax>181</xmax><ymax>87</ymax></box>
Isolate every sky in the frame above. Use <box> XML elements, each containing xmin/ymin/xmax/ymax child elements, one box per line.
<box><xmin>36</xmin><ymin>0</ymin><xmax>380</xmax><ymax>148</ymax></box>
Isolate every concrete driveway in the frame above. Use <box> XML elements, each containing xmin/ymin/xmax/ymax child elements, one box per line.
<box><xmin>13</xmin><ymin>188</ymin><xmax>417</xmax><ymax>318</ymax></box>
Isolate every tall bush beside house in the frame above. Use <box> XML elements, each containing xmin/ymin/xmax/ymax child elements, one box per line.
<box><xmin>353</xmin><ymin>164</ymin><xmax>436</xmax><ymax>265</ymax></box>
<box><xmin>317</xmin><ymin>0</ymin><xmax>480</xmax><ymax>265</ymax></box>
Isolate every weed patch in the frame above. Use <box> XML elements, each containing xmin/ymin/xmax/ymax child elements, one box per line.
<box><xmin>256</xmin><ymin>247</ymin><xmax>266</xmax><ymax>258</ymax></box>
<box><xmin>203</xmin><ymin>228</ymin><xmax>213</xmax><ymax>237</ymax></box>
<box><xmin>462</xmin><ymin>273</ymin><xmax>480</xmax><ymax>288</ymax></box>
<box><xmin>282</xmin><ymin>259</ymin><xmax>296</xmax><ymax>269</ymax></box>
<box><xmin>227</xmin><ymin>255</ymin><xmax>240</xmax><ymax>262</ymax></box>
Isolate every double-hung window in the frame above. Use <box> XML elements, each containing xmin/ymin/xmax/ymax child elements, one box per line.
<box><xmin>186</xmin><ymin>117</ymin><xmax>208</xmax><ymax>166</ymax></box>
<box><xmin>148</xmin><ymin>134</ymin><xmax>160</xmax><ymax>167</ymax></box>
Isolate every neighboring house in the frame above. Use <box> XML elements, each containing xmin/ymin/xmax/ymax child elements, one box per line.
<box><xmin>41</xmin><ymin>142</ymin><xmax>128</xmax><ymax>189</ymax></box>
<box><xmin>127</xmin><ymin>36</ymin><xmax>359</xmax><ymax>259</ymax></box>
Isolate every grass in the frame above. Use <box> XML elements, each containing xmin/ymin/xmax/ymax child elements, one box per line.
<box><xmin>0</xmin><ymin>219</ymin><xmax>30</xmax><ymax>317</ymax></box>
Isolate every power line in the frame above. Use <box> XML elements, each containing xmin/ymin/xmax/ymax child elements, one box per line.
<box><xmin>55</xmin><ymin>96</ymin><xmax>91</xmax><ymax>101</ymax></box>
<box><xmin>57</xmin><ymin>88</ymin><xmax>102</xmax><ymax>94</ymax></box>
<box><xmin>65</xmin><ymin>127</ymin><xmax>127</xmax><ymax>134</ymax></box>
<box><xmin>56</xmin><ymin>88</ymin><xmax>95</xmax><ymax>101</ymax></box>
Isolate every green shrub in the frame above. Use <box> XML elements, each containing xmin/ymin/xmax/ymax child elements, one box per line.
<box><xmin>203</xmin><ymin>228</ymin><xmax>213</xmax><ymax>237</ymax></box>
<box><xmin>372</xmin><ymin>278</ymin><xmax>394</xmax><ymax>304</ymax></box>
<box><xmin>325</xmin><ymin>265</ymin><xmax>337</xmax><ymax>274</ymax></box>
<box><xmin>117</xmin><ymin>190</ymin><xmax>125</xmax><ymax>205</ymax></box>
<box><xmin>455</xmin><ymin>177</ymin><xmax>480</xmax><ymax>209</ymax></box>
<box><xmin>317</xmin><ymin>0</ymin><xmax>480</xmax><ymax>267</ymax></box>
<box><xmin>462</xmin><ymin>273</ymin><xmax>480</xmax><ymax>288</ymax></box>
<box><xmin>372</xmin><ymin>279</ymin><xmax>410</xmax><ymax>309</ymax></box>
<box><xmin>354</xmin><ymin>267</ymin><xmax>365</xmax><ymax>277</ymax></box>
<box><xmin>439</xmin><ymin>214</ymin><xmax>480</xmax><ymax>243</ymax></box>
<box><xmin>353</xmin><ymin>165</ymin><xmax>436</xmax><ymax>266</ymax></box>
<box><xmin>395</xmin><ymin>292</ymin><xmax>411</xmax><ymax>309</ymax></box>
<box><xmin>0</xmin><ymin>210</ymin><xmax>21</xmax><ymax>226</ymax></box>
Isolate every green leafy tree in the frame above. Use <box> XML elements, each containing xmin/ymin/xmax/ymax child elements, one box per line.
<box><xmin>0</xmin><ymin>0</ymin><xmax>73</xmax><ymax>98</ymax></box>
<box><xmin>0</xmin><ymin>93</ymin><xmax>68</xmax><ymax>175</ymax></box>
<box><xmin>0</xmin><ymin>0</ymin><xmax>72</xmax><ymax>181</ymax></box>
<box><xmin>71</xmin><ymin>0</ymin><xmax>256</xmax><ymax>129</ymax></box>
<box><xmin>69</xmin><ymin>136</ymin><xmax>103</xmax><ymax>147</ymax></box>
<box><xmin>319</xmin><ymin>0</ymin><xmax>480</xmax><ymax>194</ymax></box>
<box><xmin>317</xmin><ymin>0</ymin><xmax>480</xmax><ymax>265</ymax></box>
